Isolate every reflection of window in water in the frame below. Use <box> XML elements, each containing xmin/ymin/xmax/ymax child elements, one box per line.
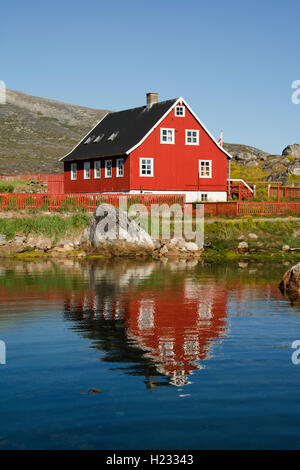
<box><xmin>159</xmin><ymin>339</ymin><xmax>175</xmax><ymax>357</ymax></box>
<box><xmin>198</xmin><ymin>301</ymin><xmax>212</xmax><ymax>319</ymax></box>
<box><xmin>170</xmin><ymin>370</ymin><xmax>190</xmax><ymax>387</ymax></box>
<box><xmin>184</xmin><ymin>338</ymin><xmax>199</xmax><ymax>356</ymax></box>
<box><xmin>138</xmin><ymin>300</ymin><xmax>154</xmax><ymax>330</ymax></box>
<box><xmin>103</xmin><ymin>299</ymin><xmax>112</xmax><ymax>319</ymax></box>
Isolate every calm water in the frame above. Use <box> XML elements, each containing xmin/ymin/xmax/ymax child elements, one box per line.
<box><xmin>0</xmin><ymin>258</ymin><xmax>300</xmax><ymax>450</ymax></box>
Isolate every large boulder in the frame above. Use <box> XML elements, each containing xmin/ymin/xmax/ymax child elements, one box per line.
<box><xmin>282</xmin><ymin>144</ymin><xmax>300</xmax><ymax>159</ymax></box>
<box><xmin>81</xmin><ymin>203</ymin><xmax>154</xmax><ymax>252</ymax></box>
<box><xmin>280</xmin><ymin>262</ymin><xmax>300</xmax><ymax>295</ymax></box>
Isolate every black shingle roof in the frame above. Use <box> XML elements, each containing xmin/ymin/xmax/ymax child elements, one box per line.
<box><xmin>61</xmin><ymin>98</ymin><xmax>178</xmax><ymax>162</ymax></box>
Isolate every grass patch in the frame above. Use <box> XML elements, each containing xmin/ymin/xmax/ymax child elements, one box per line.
<box><xmin>0</xmin><ymin>214</ymin><xmax>90</xmax><ymax>241</ymax></box>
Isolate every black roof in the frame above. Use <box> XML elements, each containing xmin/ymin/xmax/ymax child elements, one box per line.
<box><xmin>61</xmin><ymin>98</ymin><xmax>178</xmax><ymax>162</ymax></box>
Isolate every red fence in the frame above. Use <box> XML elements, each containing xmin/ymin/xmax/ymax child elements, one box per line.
<box><xmin>237</xmin><ymin>202</ymin><xmax>300</xmax><ymax>216</ymax></box>
<box><xmin>199</xmin><ymin>202</ymin><xmax>300</xmax><ymax>216</ymax></box>
<box><xmin>1</xmin><ymin>194</ymin><xmax>300</xmax><ymax>216</ymax></box>
<box><xmin>269</xmin><ymin>185</ymin><xmax>300</xmax><ymax>200</ymax></box>
<box><xmin>47</xmin><ymin>174</ymin><xmax>64</xmax><ymax>195</ymax></box>
<box><xmin>0</xmin><ymin>193</ymin><xmax>186</xmax><ymax>212</ymax></box>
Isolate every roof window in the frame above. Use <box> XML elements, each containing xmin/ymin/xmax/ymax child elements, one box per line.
<box><xmin>107</xmin><ymin>131</ymin><xmax>119</xmax><ymax>141</ymax></box>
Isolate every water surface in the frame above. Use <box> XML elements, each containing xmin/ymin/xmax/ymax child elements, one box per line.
<box><xmin>0</xmin><ymin>258</ymin><xmax>299</xmax><ymax>449</ymax></box>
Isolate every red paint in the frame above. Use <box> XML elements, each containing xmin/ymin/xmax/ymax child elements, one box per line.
<box><xmin>64</xmin><ymin>104</ymin><xmax>228</xmax><ymax>194</ymax></box>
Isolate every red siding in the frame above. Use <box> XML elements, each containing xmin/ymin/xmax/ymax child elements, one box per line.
<box><xmin>130</xmin><ymin>104</ymin><xmax>227</xmax><ymax>192</ymax></box>
<box><xmin>64</xmin><ymin>156</ymin><xmax>129</xmax><ymax>193</ymax></box>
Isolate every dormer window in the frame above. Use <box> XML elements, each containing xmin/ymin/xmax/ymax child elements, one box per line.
<box><xmin>84</xmin><ymin>135</ymin><xmax>95</xmax><ymax>144</ymax></box>
<box><xmin>175</xmin><ymin>106</ymin><xmax>185</xmax><ymax>117</ymax></box>
<box><xmin>93</xmin><ymin>134</ymin><xmax>104</xmax><ymax>143</ymax></box>
<box><xmin>107</xmin><ymin>131</ymin><xmax>119</xmax><ymax>141</ymax></box>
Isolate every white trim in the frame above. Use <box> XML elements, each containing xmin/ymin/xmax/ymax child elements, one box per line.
<box><xmin>126</xmin><ymin>97</ymin><xmax>232</xmax><ymax>159</ymax></box>
<box><xmin>105</xmin><ymin>159</ymin><xmax>112</xmax><ymax>178</ymax></box>
<box><xmin>80</xmin><ymin>189</ymin><xmax>227</xmax><ymax>203</ymax></box>
<box><xmin>94</xmin><ymin>160</ymin><xmax>101</xmax><ymax>179</ymax></box>
<box><xmin>70</xmin><ymin>162</ymin><xmax>77</xmax><ymax>180</ymax></box>
<box><xmin>160</xmin><ymin>128</ymin><xmax>175</xmax><ymax>144</ymax></box>
<box><xmin>199</xmin><ymin>160</ymin><xmax>212</xmax><ymax>178</ymax></box>
<box><xmin>185</xmin><ymin>129</ymin><xmax>199</xmax><ymax>146</ymax></box>
<box><xmin>116</xmin><ymin>158</ymin><xmax>124</xmax><ymax>177</ymax></box>
<box><xmin>59</xmin><ymin>113</ymin><xmax>109</xmax><ymax>161</ymax></box>
<box><xmin>139</xmin><ymin>158</ymin><xmax>154</xmax><ymax>177</ymax></box>
<box><xmin>84</xmin><ymin>161</ymin><xmax>91</xmax><ymax>179</ymax></box>
<box><xmin>175</xmin><ymin>105</ymin><xmax>185</xmax><ymax>117</ymax></box>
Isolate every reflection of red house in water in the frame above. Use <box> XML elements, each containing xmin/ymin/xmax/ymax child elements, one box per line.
<box><xmin>123</xmin><ymin>281</ymin><xmax>228</xmax><ymax>386</ymax></box>
<box><xmin>65</xmin><ymin>277</ymin><xmax>228</xmax><ymax>387</ymax></box>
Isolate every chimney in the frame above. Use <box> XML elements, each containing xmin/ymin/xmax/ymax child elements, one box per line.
<box><xmin>146</xmin><ymin>92</ymin><xmax>158</xmax><ymax>108</ymax></box>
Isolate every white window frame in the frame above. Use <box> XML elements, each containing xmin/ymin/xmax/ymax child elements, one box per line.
<box><xmin>70</xmin><ymin>163</ymin><xmax>77</xmax><ymax>181</ymax></box>
<box><xmin>105</xmin><ymin>159</ymin><xmax>112</xmax><ymax>178</ymax></box>
<box><xmin>175</xmin><ymin>106</ymin><xmax>185</xmax><ymax>117</ymax></box>
<box><xmin>140</xmin><ymin>158</ymin><xmax>154</xmax><ymax>177</ymax></box>
<box><xmin>199</xmin><ymin>160</ymin><xmax>212</xmax><ymax>178</ymax></box>
<box><xmin>160</xmin><ymin>128</ymin><xmax>175</xmax><ymax>144</ymax></box>
<box><xmin>185</xmin><ymin>129</ymin><xmax>199</xmax><ymax>145</ymax></box>
<box><xmin>84</xmin><ymin>161</ymin><xmax>90</xmax><ymax>179</ymax></box>
<box><xmin>116</xmin><ymin>158</ymin><xmax>124</xmax><ymax>178</ymax></box>
<box><xmin>94</xmin><ymin>160</ymin><xmax>101</xmax><ymax>179</ymax></box>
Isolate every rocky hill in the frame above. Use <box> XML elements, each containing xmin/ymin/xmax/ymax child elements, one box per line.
<box><xmin>0</xmin><ymin>89</ymin><xmax>299</xmax><ymax>183</ymax></box>
<box><xmin>0</xmin><ymin>89</ymin><xmax>110</xmax><ymax>174</ymax></box>
<box><xmin>224</xmin><ymin>143</ymin><xmax>300</xmax><ymax>184</ymax></box>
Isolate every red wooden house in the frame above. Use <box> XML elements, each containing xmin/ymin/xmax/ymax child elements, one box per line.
<box><xmin>61</xmin><ymin>93</ymin><xmax>232</xmax><ymax>202</ymax></box>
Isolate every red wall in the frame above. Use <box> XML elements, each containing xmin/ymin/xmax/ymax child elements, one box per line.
<box><xmin>130</xmin><ymin>104</ymin><xmax>228</xmax><ymax>192</ymax></box>
<box><xmin>64</xmin><ymin>156</ymin><xmax>129</xmax><ymax>193</ymax></box>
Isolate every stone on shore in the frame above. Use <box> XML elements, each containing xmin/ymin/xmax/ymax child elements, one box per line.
<box><xmin>280</xmin><ymin>262</ymin><xmax>300</xmax><ymax>295</ymax></box>
<box><xmin>81</xmin><ymin>203</ymin><xmax>155</xmax><ymax>253</ymax></box>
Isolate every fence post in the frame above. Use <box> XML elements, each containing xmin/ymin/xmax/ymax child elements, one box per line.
<box><xmin>48</xmin><ymin>195</ymin><xmax>52</xmax><ymax>212</ymax></box>
<box><xmin>236</xmin><ymin>202</ymin><xmax>239</xmax><ymax>216</ymax></box>
<box><xmin>277</xmin><ymin>183</ymin><xmax>280</xmax><ymax>203</ymax></box>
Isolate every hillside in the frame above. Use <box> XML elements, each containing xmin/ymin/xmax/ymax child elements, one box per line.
<box><xmin>0</xmin><ymin>89</ymin><xmax>110</xmax><ymax>174</ymax></box>
<box><xmin>0</xmin><ymin>89</ymin><xmax>299</xmax><ymax>183</ymax></box>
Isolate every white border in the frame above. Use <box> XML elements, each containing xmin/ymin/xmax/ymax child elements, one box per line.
<box><xmin>105</xmin><ymin>159</ymin><xmax>112</xmax><ymax>178</ymax></box>
<box><xmin>139</xmin><ymin>158</ymin><xmax>154</xmax><ymax>177</ymax></box>
<box><xmin>185</xmin><ymin>129</ymin><xmax>199</xmax><ymax>146</ymax></box>
<box><xmin>175</xmin><ymin>105</ymin><xmax>185</xmax><ymax>117</ymax></box>
<box><xmin>94</xmin><ymin>160</ymin><xmax>101</xmax><ymax>179</ymax></box>
<box><xmin>199</xmin><ymin>160</ymin><xmax>212</xmax><ymax>178</ymax></box>
<box><xmin>71</xmin><ymin>162</ymin><xmax>77</xmax><ymax>180</ymax></box>
<box><xmin>116</xmin><ymin>158</ymin><xmax>124</xmax><ymax>177</ymax></box>
<box><xmin>160</xmin><ymin>128</ymin><xmax>175</xmax><ymax>144</ymax></box>
<box><xmin>84</xmin><ymin>161</ymin><xmax>91</xmax><ymax>179</ymax></box>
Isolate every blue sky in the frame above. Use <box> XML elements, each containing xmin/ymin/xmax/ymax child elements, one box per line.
<box><xmin>2</xmin><ymin>0</ymin><xmax>300</xmax><ymax>153</ymax></box>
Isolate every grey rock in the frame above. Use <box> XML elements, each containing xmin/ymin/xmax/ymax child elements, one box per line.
<box><xmin>0</xmin><ymin>234</ymin><xmax>6</xmax><ymax>246</ymax></box>
<box><xmin>185</xmin><ymin>242</ymin><xmax>200</xmax><ymax>251</ymax></box>
<box><xmin>238</xmin><ymin>241</ymin><xmax>248</xmax><ymax>251</ymax></box>
<box><xmin>248</xmin><ymin>233</ymin><xmax>258</xmax><ymax>239</ymax></box>
<box><xmin>282</xmin><ymin>245</ymin><xmax>290</xmax><ymax>251</ymax></box>
<box><xmin>83</xmin><ymin>203</ymin><xmax>154</xmax><ymax>249</ymax></box>
<box><xmin>282</xmin><ymin>144</ymin><xmax>300</xmax><ymax>159</ymax></box>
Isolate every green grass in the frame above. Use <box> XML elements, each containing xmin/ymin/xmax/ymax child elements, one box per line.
<box><xmin>203</xmin><ymin>217</ymin><xmax>300</xmax><ymax>260</ymax></box>
<box><xmin>0</xmin><ymin>214</ymin><xmax>90</xmax><ymax>241</ymax></box>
